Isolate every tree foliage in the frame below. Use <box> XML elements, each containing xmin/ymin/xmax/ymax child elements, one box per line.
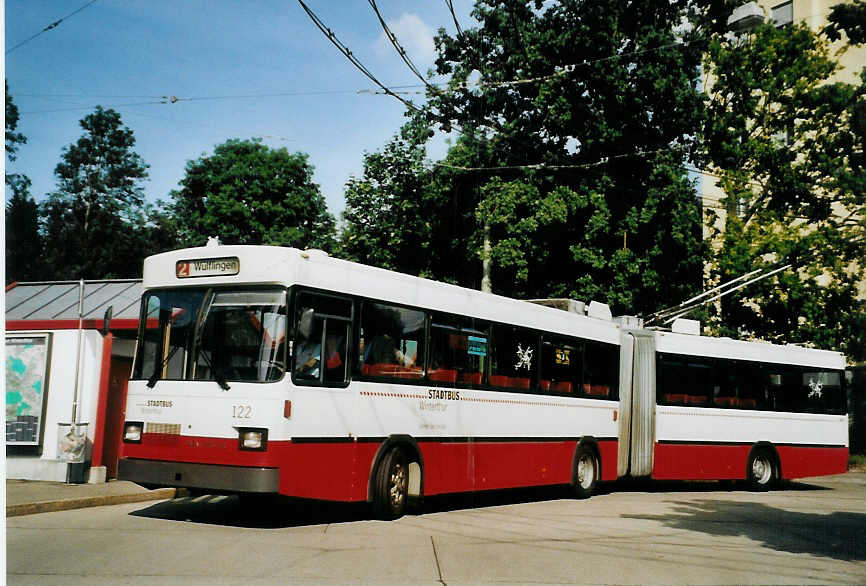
<box><xmin>342</xmin><ymin>0</ymin><xmax>707</xmax><ymax>313</ymax></box>
<box><xmin>6</xmin><ymin>175</ymin><xmax>44</xmax><ymax>283</ymax></box>
<box><xmin>41</xmin><ymin>106</ymin><xmax>153</xmax><ymax>279</ymax></box>
<box><xmin>5</xmin><ymin>82</ymin><xmax>42</xmax><ymax>283</ymax></box>
<box><xmin>702</xmin><ymin>18</ymin><xmax>866</xmax><ymax>359</ymax></box>
<box><xmin>339</xmin><ymin>121</ymin><xmax>433</xmax><ymax>272</ymax></box>
<box><xmin>824</xmin><ymin>0</ymin><xmax>866</xmax><ymax>45</ymax></box>
<box><xmin>5</xmin><ymin>80</ymin><xmax>26</xmax><ymax>161</ymax></box>
<box><xmin>171</xmin><ymin>139</ymin><xmax>335</xmax><ymax>250</ymax></box>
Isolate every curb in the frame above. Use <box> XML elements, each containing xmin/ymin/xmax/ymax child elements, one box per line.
<box><xmin>6</xmin><ymin>488</ymin><xmax>177</xmax><ymax>517</ymax></box>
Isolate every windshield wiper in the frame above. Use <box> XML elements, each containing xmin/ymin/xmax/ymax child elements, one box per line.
<box><xmin>195</xmin><ymin>348</ymin><xmax>231</xmax><ymax>391</ymax></box>
<box><xmin>147</xmin><ymin>344</ymin><xmax>182</xmax><ymax>388</ymax></box>
<box><xmin>190</xmin><ymin>289</ymin><xmax>230</xmax><ymax>391</ymax></box>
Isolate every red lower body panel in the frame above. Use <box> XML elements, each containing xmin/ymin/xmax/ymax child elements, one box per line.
<box><xmin>776</xmin><ymin>444</ymin><xmax>849</xmax><ymax>479</ymax></box>
<box><xmin>652</xmin><ymin>442</ymin><xmax>848</xmax><ymax>481</ymax></box>
<box><xmin>122</xmin><ymin>435</ymin><xmax>618</xmax><ymax>501</ymax></box>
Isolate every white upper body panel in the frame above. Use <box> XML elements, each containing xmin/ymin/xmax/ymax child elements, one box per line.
<box><xmin>143</xmin><ymin>244</ymin><xmax>622</xmax><ymax>345</ymax></box>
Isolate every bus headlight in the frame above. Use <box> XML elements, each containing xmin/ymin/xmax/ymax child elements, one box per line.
<box><xmin>123</xmin><ymin>422</ymin><xmax>143</xmax><ymax>443</ymax></box>
<box><xmin>239</xmin><ymin>428</ymin><xmax>268</xmax><ymax>451</ymax></box>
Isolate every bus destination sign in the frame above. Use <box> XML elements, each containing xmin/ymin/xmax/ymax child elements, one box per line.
<box><xmin>176</xmin><ymin>257</ymin><xmax>240</xmax><ymax>278</ymax></box>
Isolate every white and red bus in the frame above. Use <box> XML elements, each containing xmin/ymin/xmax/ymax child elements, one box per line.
<box><xmin>118</xmin><ymin>243</ymin><xmax>848</xmax><ymax>518</ymax></box>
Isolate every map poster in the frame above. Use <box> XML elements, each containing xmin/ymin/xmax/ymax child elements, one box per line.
<box><xmin>6</xmin><ymin>334</ymin><xmax>50</xmax><ymax>446</ymax></box>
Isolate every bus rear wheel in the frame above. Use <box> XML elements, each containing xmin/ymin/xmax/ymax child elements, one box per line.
<box><xmin>747</xmin><ymin>449</ymin><xmax>778</xmax><ymax>491</ymax></box>
<box><xmin>373</xmin><ymin>447</ymin><xmax>409</xmax><ymax>520</ymax></box>
<box><xmin>573</xmin><ymin>445</ymin><xmax>598</xmax><ymax>499</ymax></box>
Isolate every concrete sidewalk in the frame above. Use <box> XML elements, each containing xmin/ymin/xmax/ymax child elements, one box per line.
<box><xmin>5</xmin><ymin>478</ymin><xmax>177</xmax><ymax>517</ymax></box>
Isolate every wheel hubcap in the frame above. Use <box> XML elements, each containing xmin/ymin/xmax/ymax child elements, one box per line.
<box><xmin>577</xmin><ymin>454</ymin><xmax>594</xmax><ymax>489</ymax></box>
<box><xmin>752</xmin><ymin>456</ymin><xmax>771</xmax><ymax>484</ymax></box>
<box><xmin>389</xmin><ymin>462</ymin><xmax>407</xmax><ymax>507</ymax></box>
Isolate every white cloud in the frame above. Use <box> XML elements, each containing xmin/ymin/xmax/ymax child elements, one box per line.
<box><xmin>375</xmin><ymin>13</ymin><xmax>436</xmax><ymax>66</ymax></box>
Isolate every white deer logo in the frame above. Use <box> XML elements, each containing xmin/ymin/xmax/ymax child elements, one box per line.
<box><xmin>808</xmin><ymin>378</ymin><xmax>823</xmax><ymax>399</ymax></box>
<box><xmin>515</xmin><ymin>344</ymin><xmax>533</xmax><ymax>371</ymax></box>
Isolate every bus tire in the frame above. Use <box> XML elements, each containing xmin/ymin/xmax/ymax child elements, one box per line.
<box><xmin>373</xmin><ymin>446</ymin><xmax>409</xmax><ymax>520</ymax></box>
<box><xmin>573</xmin><ymin>444</ymin><xmax>598</xmax><ymax>499</ymax></box>
<box><xmin>747</xmin><ymin>448</ymin><xmax>779</xmax><ymax>491</ymax></box>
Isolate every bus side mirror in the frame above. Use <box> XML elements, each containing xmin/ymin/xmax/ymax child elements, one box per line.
<box><xmin>298</xmin><ymin>308</ymin><xmax>315</xmax><ymax>340</ymax></box>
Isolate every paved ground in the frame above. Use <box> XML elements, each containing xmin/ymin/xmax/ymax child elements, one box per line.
<box><xmin>5</xmin><ymin>478</ymin><xmax>176</xmax><ymax>517</ymax></box>
<box><xmin>6</xmin><ymin>473</ymin><xmax>866</xmax><ymax>585</ymax></box>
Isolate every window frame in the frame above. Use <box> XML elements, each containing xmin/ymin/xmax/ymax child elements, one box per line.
<box><xmin>656</xmin><ymin>352</ymin><xmax>847</xmax><ymax>415</ymax></box>
<box><xmin>290</xmin><ymin>288</ymin><xmax>354</xmax><ymax>389</ymax></box>
<box><xmin>132</xmin><ymin>285</ymin><xmax>289</xmax><ymax>385</ymax></box>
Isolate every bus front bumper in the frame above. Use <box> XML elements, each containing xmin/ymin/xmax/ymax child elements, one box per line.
<box><xmin>118</xmin><ymin>458</ymin><xmax>280</xmax><ymax>494</ymax></box>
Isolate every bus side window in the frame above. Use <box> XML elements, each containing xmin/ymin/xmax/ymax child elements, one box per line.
<box><xmin>540</xmin><ymin>336</ymin><xmax>581</xmax><ymax>395</ymax></box>
<box><xmin>358</xmin><ymin>302</ymin><xmax>425</xmax><ymax>380</ymax></box>
<box><xmin>292</xmin><ymin>292</ymin><xmax>352</xmax><ymax>386</ymax></box>
<box><xmin>429</xmin><ymin>314</ymin><xmax>488</xmax><ymax>386</ymax></box>
<box><xmin>583</xmin><ymin>341</ymin><xmax>618</xmax><ymax>400</ymax></box>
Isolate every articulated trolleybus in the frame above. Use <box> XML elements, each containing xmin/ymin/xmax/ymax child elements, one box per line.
<box><xmin>119</xmin><ymin>243</ymin><xmax>848</xmax><ymax>518</ymax></box>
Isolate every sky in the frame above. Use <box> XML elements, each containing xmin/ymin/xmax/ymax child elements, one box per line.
<box><xmin>5</xmin><ymin>0</ymin><xmax>475</xmax><ymax>219</ymax></box>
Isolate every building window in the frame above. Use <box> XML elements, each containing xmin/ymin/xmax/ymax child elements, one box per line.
<box><xmin>772</xmin><ymin>1</ymin><xmax>793</xmax><ymax>28</ymax></box>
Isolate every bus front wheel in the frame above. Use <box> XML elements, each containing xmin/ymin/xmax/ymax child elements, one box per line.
<box><xmin>573</xmin><ymin>445</ymin><xmax>598</xmax><ymax>499</ymax></box>
<box><xmin>373</xmin><ymin>447</ymin><xmax>409</xmax><ymax>520</ymax></box>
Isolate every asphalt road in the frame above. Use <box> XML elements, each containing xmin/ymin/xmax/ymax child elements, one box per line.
<box><xmin>7</xmin><ymin>473</ymin><xmax>866</xmax><ymax>585</ymax></box>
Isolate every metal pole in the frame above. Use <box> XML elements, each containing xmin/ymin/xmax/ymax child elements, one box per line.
<box><xmin>71</xmin><ymin>279</ymin><xmax>84</xmax><ymax>423</ymax></box>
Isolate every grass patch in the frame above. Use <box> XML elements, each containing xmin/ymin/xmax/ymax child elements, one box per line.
<box><xmin>849</xmin><ymin>453</ymin><xmax>866</xmax><ymax>470</ymax></box>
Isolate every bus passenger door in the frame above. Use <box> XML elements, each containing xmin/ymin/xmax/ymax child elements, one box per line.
<box><xmin>625</xmin><ymin>331</ymin><xmax>656</xmax><ymax>477</ymax></box>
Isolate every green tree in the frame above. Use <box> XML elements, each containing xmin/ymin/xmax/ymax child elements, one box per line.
<box><xmin>422</xmin><ymin>0</ymin><xmax>706</xmax><ymax>311</ymax></box>
<box><xmin>339</xmin><ymin>122</ymin><xmax>498</xmax><ymax>289</ymax></box>
<box><xmin>702</xmin><ymin>18</ymin><xmax>866</xmax><ymax>359</ymax></box>
<box><xmin>5</xmin><ymin>80</ymin><xmax>26</xmax><ymax>161</ymax></box>
<box><xmin>339</xmin><ymin>121</ymin><xmax>433</xmax><ymax>272</ymax></box>
<box><xmin>6</xmin><ymin>176</ymin><xmax>44</xmax><ymax>283</ymax></box>
<box><xmin>824</xmin><ymin>0</ymin><xmax>866</xmax><ymax>45</ymax></box>
<box><xmin>5</xmin><ymin>81</ymin><xmax>43</xmax><ymax>282</ymax></box>
<box><xmin>171</xmin><ymin>139</ymin><xmax>335</xmax><ymax>250</ymax></box>
<box><xmin>42</xmin><ymin>106</ymin><xmax>151</xmax><ymax>279</ymax></box>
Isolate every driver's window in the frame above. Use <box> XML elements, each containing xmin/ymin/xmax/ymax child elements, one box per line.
<box><xmin>293</xmin><ymin>292</ymin><xmax>352</xmax><ymax>386</ymax></box>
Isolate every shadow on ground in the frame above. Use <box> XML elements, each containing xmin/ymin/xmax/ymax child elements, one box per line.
<box><xmin>130</xmin><ymin>494</ymin><xmax>370</xmax><ymax>529</ymax></box>
<box><xmin>129</xmin><ymin>478</ymin><xmax>837</xmax><ymax>533</ymax></box>
<box><xmin>623</xmin><ymin>499</ymin><xmax>865</xmax><ymax>561</ymax></box>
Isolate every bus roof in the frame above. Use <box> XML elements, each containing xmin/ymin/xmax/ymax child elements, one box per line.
<box><xmin>142</xmin><ymin>244</ymin><xmax>622</xmax><ymax>344</ymax></box>
<box><xmin>143</xmin><ymin>244</ymin><xmax>846</xmax><ymax>368</ymax></box>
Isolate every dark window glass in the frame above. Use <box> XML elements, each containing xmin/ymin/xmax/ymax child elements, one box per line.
<box><xmin>488</xmin><ymin>325</ymin><xmax>537</xmax><ymax>391</ymax></box>
<box><xmin>540</xmin><ymin>337</ymin><xmax>581</xmax><ymax>394</ymax></box>
<box><xmin>293</xmin><ymin>292</ymin><xmax>351</xmax><ymax>385</ymax></box>
<box><xmin>583</xmin><ymin>341</ymin><xmax>619</xmax><ymax>400</ymax></box>
<box><xmin>429</xmin><ymin>314</ymin><xmax>488</xmax><ymax>385</ymax></box>
<box><xmin>768</xmin><ymin>366</ymin><xmax>844</xmax><ymax>414</ymax></box>
<box><xmin>657</xmin><ymin>354</ymin><xmax>712</xmax><ymax>406</ymax></box>
<box><xmin>358</xmin><ymin>302</ymin><xmax>425</xmax><ymax>380</ymax></box>
<box><xmin>657</xmin><ymin>353</ymin><xmax>846</xmax><ymax>415</ymax></box>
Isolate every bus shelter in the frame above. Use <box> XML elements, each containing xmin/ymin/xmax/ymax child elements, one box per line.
<box><xmin>5</xmin><ymin>280</ymin><xmax>142</xmax><ymax>483</ymax></box>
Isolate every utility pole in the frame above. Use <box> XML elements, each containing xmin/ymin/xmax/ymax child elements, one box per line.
<box><xmin>481</xmin><ymin>219</ymin><xmax>492</xmax><ymax>293</ymax></box>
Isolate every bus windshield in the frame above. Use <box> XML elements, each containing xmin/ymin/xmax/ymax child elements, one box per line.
<box><xmin>133</xmin><ymin>287</ymin><xmax>288</xmax><ymax>384</ymax></box>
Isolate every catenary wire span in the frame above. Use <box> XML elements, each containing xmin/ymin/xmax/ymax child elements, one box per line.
<box><xmin>296</xmin><ymin>0</ymin><xmax>422</xmax><ymax>114</ymax></box>
<box><xmin>368</xmin><ymin>0</ymin><xmax>440</xmax><ymax>95</ymax></box>
<box><xmin>6</xmin><ymin>0</ymin><xmax>100</xmax><ymax>55</ymax></box>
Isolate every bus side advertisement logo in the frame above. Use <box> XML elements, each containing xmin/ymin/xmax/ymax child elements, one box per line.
<box><xmin>176</xmin><ymin>257</ymin><xmax>240</xmax><ymax>278</ymax></box>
